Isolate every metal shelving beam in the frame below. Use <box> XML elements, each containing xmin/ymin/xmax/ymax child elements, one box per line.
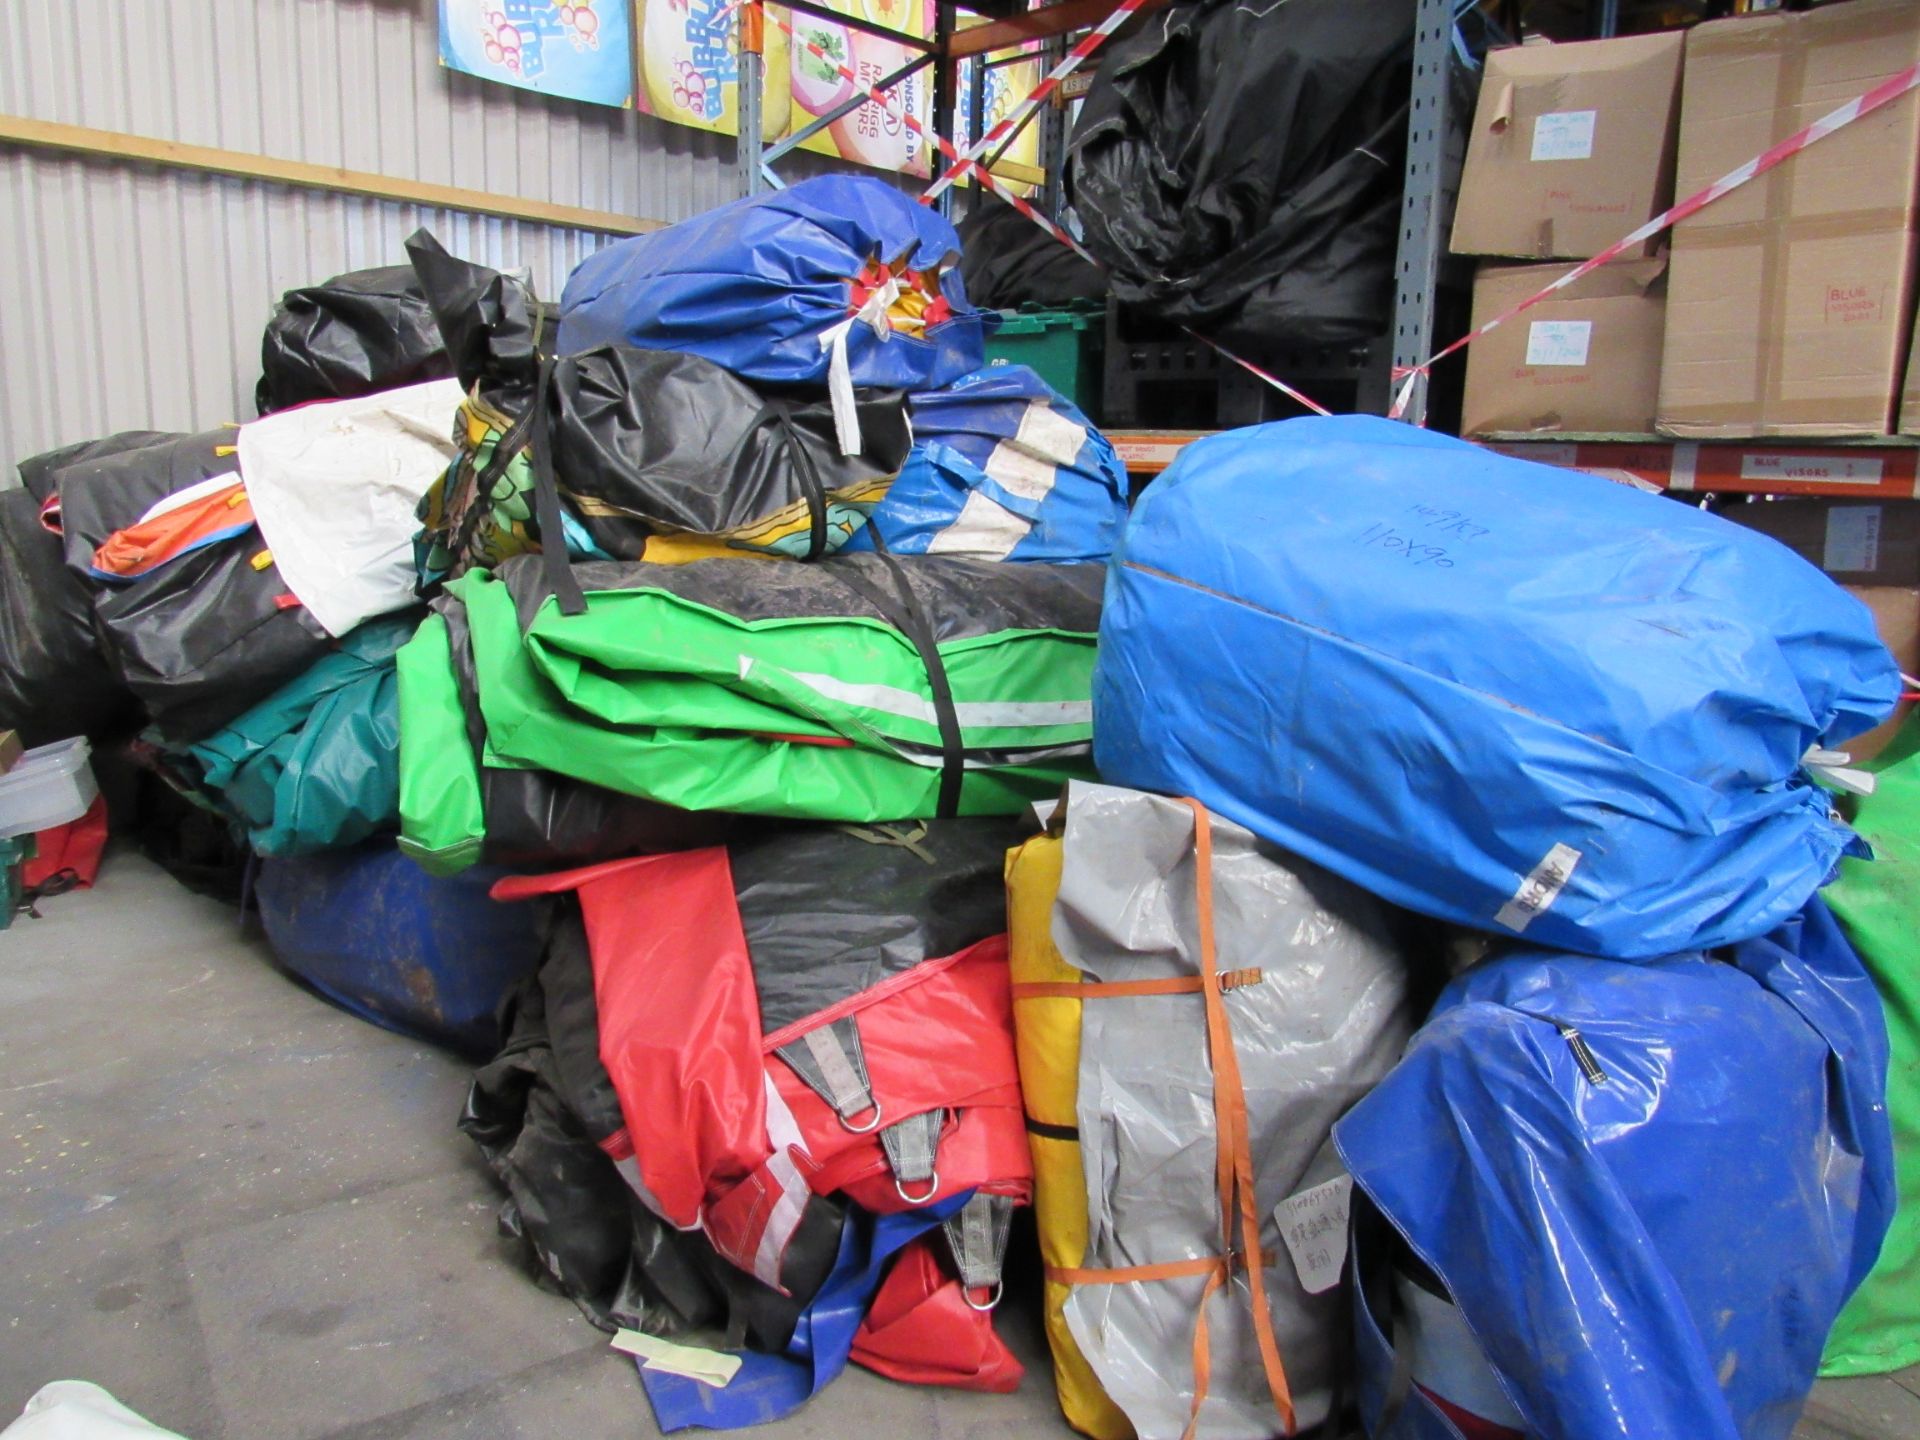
<box><xmin>1390</xmin><ymin>0</ymin><xmax>1462</xmax><ymax>428</ymax></box>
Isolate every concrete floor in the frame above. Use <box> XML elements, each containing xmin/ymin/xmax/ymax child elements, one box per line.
<box><xmin>2</xmin><ymin>851</ymin><xmax>1917</xmax><ymax>1440</ymax></box>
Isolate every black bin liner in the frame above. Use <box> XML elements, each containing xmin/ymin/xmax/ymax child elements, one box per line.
<box><xmin>957</xmin><ymin>192</ymin><xmax>1107</xmax><ymax>309</ymax></box>
<box><xmin>463</xmin><ymin>926</ymin><xmax>841</xmax><ymax>1347</ymax></box>
<box><xmin>1067</xmin><ymin>0</ymin><xmax>1416</xmax><ymax>352</ymax></box>
<box><xmin>255</xmin><ymin>265</ymin><xmax>452</xmax><ymax>415</ymax></box>
<box><xmin>92</xmin><ymin>539</ymin><xmax>332</xmax><ymax>746</ymax></box>
<box><xmin>48</xmin><ymin>430</ymin><xmax>239</xmax><ymax>579</ymax></box>
<box><xmin>0</xmin><ymin>488</ymin><xmax>134</xmax><ymax>746</ymax></box>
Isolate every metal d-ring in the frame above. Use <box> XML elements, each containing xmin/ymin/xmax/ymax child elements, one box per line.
<box><xmin>893</xmin><ymin>1168</ymin><xmax>941</xmax><ymax>1206</ymax></box>
<box><xmin>962</xmin><ymin>1280</ymin><xmax>1004</xmax><ymax>1313</ymax></box>
<box><xmin>838</xmin><ymin>1098</ymin><xmax>885</xmax><ymax>1135</ymax></box>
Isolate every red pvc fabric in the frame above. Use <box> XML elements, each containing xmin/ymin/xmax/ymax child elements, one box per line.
<box><xmin>24</xmin><ymin>794</ymin><xmax>108</xmax><ymax>889</ymax></box>
<box><xmin>492</xmin><ymin>852</ymin><xmax>774</xmax><ymax>1253</ymax></box>
<box><xmin>489</xmin><ymin>857</ymin><xmax>1032</xmax><ymax>1291</ymax></box>
<box><xmin>769</xmin><ymin>934</ymin><xmax>1032</xmax><ymax>1212</ymax></box>
<box><xmin>90</xmin><ymin>478</ymin><xmax>255</xmax><ymax>581</ymax></box>
<box><xmin>850</xmin><ymin>1237</ymin><xmax>1025</xmax><ymax>1393</ymax></box>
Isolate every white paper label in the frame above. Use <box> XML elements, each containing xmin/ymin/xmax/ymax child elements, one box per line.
<box><xmin>1525</xmin><ymin>320</ymin><xmax>1593</xmax><ymax>367</ymax></box>
<box><xmin>1823</xmin><ymin>506</ymin><xmax>1882</xmax><ymax>573</ymax></box>
<box><xmin>1275</xmin><ymin>1175</ymin><xmax>1353</xmax><ymax>1296</ymax></box>
<box><xmin>1531</xmin><ymin>109</ymin><xmax>1597</xmax><ymax>161</ymax></box>
<box><xmin>1737</xmin><ymin>453</ymin><xmax>1886</xmax><ymax>485</ymax></box>
<box><xmin>1494</xmin><ymin>842</ymin><xmax>1582</xmax><ymax>933</ymax></box>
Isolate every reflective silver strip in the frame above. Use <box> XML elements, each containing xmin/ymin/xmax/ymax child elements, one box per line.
<box><xmin>780</xmin><ymin>669</ymin><xmax>1093</xmax><ymax>730</ymax></box>
<box><xmin>753</xmin><ymin>1074</ymin><xmax>814</xmax><ymax>1289</ymax></box>
<box><xmin>611</xmin><ymin>1153</ymin><xmax>693</xmax><ymax>1231</ymax></box>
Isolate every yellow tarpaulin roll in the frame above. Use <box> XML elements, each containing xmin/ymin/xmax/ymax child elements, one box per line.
<box><xmin>1004</xmin><ymin>833</ymin><xmax>1135</xmax><ymax>1440</ymax></box>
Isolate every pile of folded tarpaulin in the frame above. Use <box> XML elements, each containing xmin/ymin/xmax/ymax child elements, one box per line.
<box><xmin>0</xmin><ymin>173</ymin><xmax>1138</xmax><ymax>1427</ymax></box>
<box><xmin>6</xmin><ymin>166</ymin><xmax>1919</xmax><ymax>1440</ymax></box>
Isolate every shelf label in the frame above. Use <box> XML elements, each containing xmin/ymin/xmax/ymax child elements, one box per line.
<box><xmin>1532</xmin><ymin>110</ymin><xmax>1597</xmax><ymax>162</ymax></box>
<box><xmin>1113</xmin><ymin>439</ymin><xmax>1190</xmax><ymax>469</ymax></box>
<box><xmin>1823</xmin><ymin>506</ymin><xmax>1882</xmax><ymax>573</ymax></box>
<box><xmin>1525</xmin><ymin>320</ymin><xmax>1592</xmax><ymax>367</ymax></box>
<box><xmin>1738</xmin><ymin>453</ymin><xmax>1885</xmax><ymax>485</ymax></box>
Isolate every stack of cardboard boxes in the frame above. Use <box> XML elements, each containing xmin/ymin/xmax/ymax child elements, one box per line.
<box><xmin>1453</xmin><ymin>30</ymin><xmax>1683</xmax><ymax>437</ymax></box>
<box><xmin>1451</xmin><ymin>0</ymin><xmax>1920</xmax><ymax>756</ymax></box>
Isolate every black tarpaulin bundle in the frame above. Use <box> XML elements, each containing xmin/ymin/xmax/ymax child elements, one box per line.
<box><xmin>956</xmin><ymin>194</ymin><xmax>1107</xmax><ymax>310</ymax></box>
<box><xmin>0</xmin><ymin>486</ymin><xmax>132</xmax><ymax>747</ymax></box>
<box><xmin>1067</xmin><ymin>0</ymin><xmax>1417</xmax><ymax>351</ymax></box>
<box><xmin>404</xmin><ymin>231</ymin><xmax>912</xmax><ymax>592</ymax></box>
<box><xmin>255</xmin><ymin>264</ymin><xmax>452</xmax><ymax>415</ymax></box>
<box><xmin>35</xmin><ymin>428</ymin><xmax>334</xmax><ymax>745</ymax></box>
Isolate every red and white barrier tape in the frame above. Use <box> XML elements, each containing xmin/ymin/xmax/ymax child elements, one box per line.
<box><xmin>1388</xmin><ymin>60</ymin><xmax>1920</xmax><ymax>420</ymax></box>
<box><xmin>760</xmin><ymin>1</ymin><xmax>1333</xmax><ymax>416</ymax></box>
<box><xmin>920</xmin><ymin>0</ymin><xmax>1155</xmax><ymax>204</ymax></box>
<box><xmin>766</xmin><ymin>8</ymin><xmax>1101</xmax><ymax>262</ymax></box>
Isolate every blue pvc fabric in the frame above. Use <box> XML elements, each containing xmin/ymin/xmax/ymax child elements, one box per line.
<box><xmin>848</xmin><ymin>365</ymin><xmax>1130</xmax><ymax>563</ymax></box>
<box><xmin>1092</xmin><ymin>415</ymin><xmax>1900</xmax><ymax>959</ymax></box>
<box><xmin>1335</xmin><ymin>897</ymin><xmax>1895</xmax><ymax>1440</ymax></box>
<box><xmin>254</xmin><ymin>844</ymin><xmax>541</xmax><ymax>1057</ymax></box>
<box><xmin>638</xmin><ymin>1194</ymin><xmax>967</xmax><ymax>1432</ymax></box>
<box><xmin>557</xmin><ymin>176</ymin><xmax>987</xmax><ymax>392</ymax></box>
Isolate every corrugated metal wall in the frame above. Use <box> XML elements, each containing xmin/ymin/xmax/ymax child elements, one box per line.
<box><xmin>0</xmin><ymin>0</ymin><xmax>746</xmax><ymax>463</ymax></box>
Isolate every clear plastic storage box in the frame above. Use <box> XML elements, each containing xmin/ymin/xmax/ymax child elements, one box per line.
<box><xmin>0</xmin><ymin>737</ymin><xmax>98</xmax><ymax>839</ymax></box>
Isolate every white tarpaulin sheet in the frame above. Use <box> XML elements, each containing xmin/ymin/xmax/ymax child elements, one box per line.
<box><xmin>238</xmin><ymin>379</ymin><xmax>462</xmax><ymax>637</ymax></box>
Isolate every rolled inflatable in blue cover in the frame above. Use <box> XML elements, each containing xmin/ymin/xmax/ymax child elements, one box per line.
<box><xmin>255</xmin><ymin>844</ymin><xmax>541</xmax><ymax>1056</ymax></box>
<box><xmin>557</xmin><ymin>176</ymin><xmax>987</xmax><ymax>403</ymax></box>
<box><xmin>849</xmin><ymin>365</ymin><xmax>1129</xmax><ymax>564</ymax></box>
<box><xmin>1335</xmin><ymin>896</ymin><xmax>1894</xmax><ymax>1440</ymax></box>
<box><xmin>1093</xmin><ymin>415</ymin><xmax>1899</xmax><ymax>959</ymax></box>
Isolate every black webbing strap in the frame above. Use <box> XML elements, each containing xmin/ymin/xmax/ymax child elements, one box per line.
<box><xmin>774</xmin><ymin>406</ymin><xmax>830</xmax><ymax>562</ymax></box>
<box><xmin>448</xmin><ymin>393</ymin><xmax>535</xmax><ymax>571</ymax></box>
<box><xmin>827</xmin><ymin>551</ymin><xmax>966</xmax><ymax>818</ymax></box>
<box><xmin>527</xmin><ymin>355</ymin><xmax>588</xmax><ymax>617</ymax></box>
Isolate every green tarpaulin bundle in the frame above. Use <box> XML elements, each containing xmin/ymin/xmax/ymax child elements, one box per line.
<box><xmin>180</xmin><ymin>613</ymin><xmax>416</xmax><ymax>857</ymax></box>
<box><xmin>397</xmin><ymin>553</ymin><xmax>1103</xmax><ymax>874</ymax></box>
<box><xmin>1822</xmin><ymin>715</ymin><xmax>1920</xmax><ymax>1377</ymax></box>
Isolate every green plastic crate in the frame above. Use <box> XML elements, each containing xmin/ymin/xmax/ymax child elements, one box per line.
<box><xmin>0</xmin><ymin>835</ymin><xmax>26</xmax><ymax>930</ymax></box>
<box><xmin>982</xmin><ymin>301</ymin><xmax>1106</xmax><ymax>419</ymax></box>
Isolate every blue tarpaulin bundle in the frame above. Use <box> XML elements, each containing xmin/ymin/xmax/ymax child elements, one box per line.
<box><xmin>1092</xmin><ymin>415</ymin><xmax>1899</xmax><ymax>959</ymax></box>
<box><xmin>557</xmin><ymin>176</ymin><xmax>987</xmax><ymax>401</ymax></box>
<box><xmin>848</xmin><ymin>365</ymin><xmax>1129</xmax><ymax>564</ymax></box>
<box><xmin>1335</xmin><ymin>897</ymin><xmax>1894</xmax><ymax>1440</ymax></box>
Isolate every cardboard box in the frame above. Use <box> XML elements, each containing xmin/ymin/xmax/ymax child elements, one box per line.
<box><xmin>1658</xmin><ymin>0</ymin><xmax>1920</xmax><ymax>439</ymax></box>
<box><xmin>1902</xmin><ymin>302</ymin><xmax>1920</xmax><ymax>434</ymax></box>
<box><xmin>1461</xmin><ymin>257</ymin><xmax>1666</xmax><ymax>436</ymax></box>
<box><xmin>1721</xmin><ymin>498</ymin><xmax>1920</xmax><ymax>587</ymax></box>
<box><xmin>1839</xmin><ymin>585</ymin><xmax>1919</xmax><ymax>762</ymax></box>
<box><xmin>1449</xmin><ymin>32</ymin><xmax>1685</xmax><ymax>260</ymax></box>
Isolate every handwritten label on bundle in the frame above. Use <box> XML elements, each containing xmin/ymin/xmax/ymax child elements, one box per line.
<box><xmin>1525</xmin><ymin>320</ymin><xmax>1593</xmax><ymax>367</ymax></box>
<box><xmin>1532</xmin><ymin>109</ymin><xmax>1597</xmax><ymax>162</ymax></box>
<box><xmin>1276</xmin><ymin>1174</ymin><xmax>1353</xmax><ymax>1295</ymax></box>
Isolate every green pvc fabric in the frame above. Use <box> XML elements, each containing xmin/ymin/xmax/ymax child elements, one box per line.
<box><xmin>396</xmin><ymin>554</ymin><xmax>1102</xmax><ymax>874</ymax></box>
<box><xmin>1822</xmin><ymin>715</ymin><xmax>1920</xmax><ymax>1377</ymax></box>
<box><xmin>186</xmin><ymin>613</ymin><xmax>417</xmax><ymax>857</ymax></box>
